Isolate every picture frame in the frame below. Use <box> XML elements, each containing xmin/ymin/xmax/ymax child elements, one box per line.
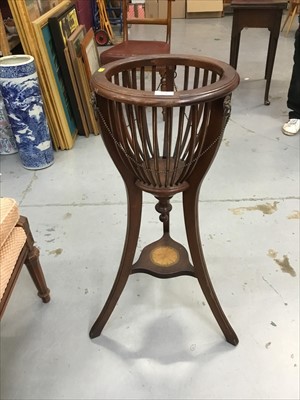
<box><xmin>24</xmin><ymin>0</ymin><xmax>41</xmax><ymax>21</ymax></box>
<box><xmin>64</xmin><ymin>46</ymin><xmax>90</xmax><ymax>137</ymax></box>
<box><xmin>48</xmin><ymin>3</ymin><xmax>86</xmax><ymax>136</ymax></box>
<box><xmin>76</xmin><ymin>56</ymin><xmax>101</xmax><ymax>135</ymax></box>
<box><xmin>24</xmin><ymin>0</ymin><xmax>64</xmax><ymax>21</ymax></box>
<box><xmin>68</xmin><ymin>25</ymin><xmax>100</xmax><ymax>135</ymax></box>
<box><xmin>81</xmin><ymin>28</ymin><xmax>100</xmax><ymax>82</ymax></box>
<box><xmin>67</xmin><ymin>24</ymin><xmax>85</xmax><ymax>60</ymax></box>
<box><xmin>32</xmin><ymin>4</ymin><xmax>78</xmax><ymax>149</ymax></box>
<box><xmin>37</xmin><ymin>0</ymin><xmax>63</xmax><ymax>15</ymax></box>
<box><xmin>48</xmin><ymin>2</ymin><xmax>79</xmax><ymax>46</ymax></box>
<box><xmin>67</xmin><ymin>24</ymin><xmax>94</xmax><ymax>134</ymax></box>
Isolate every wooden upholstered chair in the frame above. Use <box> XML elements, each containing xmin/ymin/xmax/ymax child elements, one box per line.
<box><xmin>281</xmin><ymin>0</ymin><xmax>300</xmax><ymax>35</ymax></box>
<box><xmin>100</xmin><ymin>0</ymin><xmax>173</xmax><ymax>66</ymax></box>
<box><xmin>0</xmin><ymin>198</ymin><xmax>50</xmax><ymax>318</ymax></box>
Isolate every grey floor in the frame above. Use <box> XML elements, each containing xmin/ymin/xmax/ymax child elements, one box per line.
<box><xmin>0</xmin><ymin>14</ymin><xmax>299</xmax><ymax>400</ymax></box>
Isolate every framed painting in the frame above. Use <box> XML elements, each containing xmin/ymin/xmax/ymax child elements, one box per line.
<box><xmin>67</xmin><ymin>25</ymin><xmax>93</xmax><ymax>134</ymax></box>
<box><xmin>48</xmin><ymin>2</ymin><xmax>79</xmax><ymax>46</ymax></box>
<box><xmin>64</xmin><ymin>47</ymin><xmax>90</xmax><ymax>137</ymax></box>
<box><xmin>37</xmin><ymin>0</ymin><xmax>63</xmax><ymax>15</ymax></box>
<box><xmin>48</xmin><ymin>2</ymin><xmax>86</xmax><ymax>135</ymax></box>
<box><xmin>32</xmin><ymin>11</ymin><xmax>78</xmax><ymax>148</ymax></box>
<box><xmin>67</xmin><ymin>24</ymin><xmax>86</xmax><ymax>60</ymax></box>
<box><xmin>67</xmin><ymin>25</ymin><xmax>100</xmax><ymax>135</ymax></box>
<box><xmin>76</xmin><ymin>56</ymin><xmax>101</xmax><ymax>135</ymax></box>
<box><xmin>81</xmin><ymin>28</ymin><xmax>100</xmax><ymax>81</ymax></box>
<box><xmin>24</xmin><ymin>0</ymin><xmax>42</xmax><ymax>21</ymax></box>
<box><xmin>24</xmin><ymin>0</ymin><xmax>64</xmax><ymax>21</ymax></box>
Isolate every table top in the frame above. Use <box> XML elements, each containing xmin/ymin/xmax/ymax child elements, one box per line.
<box><xmin>231</xmin><ymin>0</ymin><xmax>288</xmax><ymax>9</ymax></box>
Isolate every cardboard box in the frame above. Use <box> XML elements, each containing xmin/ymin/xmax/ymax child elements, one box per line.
<box><xmin>159</xmin><ymin>0</ymin><xmax>186</xmax><ymax>19</ymax></box>
<box><xmin>145</xmin><ymin>0</ymin><xmax>159</xmax><ymax>18</ymax></box>
<box><xmin>145</xmin><ymin>0</ymin><xmax>186</xmax><ymax>19</ymax></box>
<box><xmin>186</xmin><ymin>0</ymin><xmax>223</xmax><ymax>13</ymax></box>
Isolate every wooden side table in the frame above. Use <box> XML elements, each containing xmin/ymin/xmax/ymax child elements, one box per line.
<box><xmin>230</xmin><ymin>0</ymin><xmax>287</xmax><ymax>105</ymax></box>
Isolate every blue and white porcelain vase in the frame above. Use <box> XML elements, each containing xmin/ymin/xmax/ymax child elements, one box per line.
<box><xmin>0</xmin><ymin>93</ymin><xmax>18</xmax><ymax>155</ymax></box>
<box><xmin>0</xmin><ymin>55</ymin><xmax>54</xmax><ymax>169</ymax></box>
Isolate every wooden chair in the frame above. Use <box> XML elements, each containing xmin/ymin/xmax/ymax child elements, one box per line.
<box><xmin>0</xmin><ymin>198</ymin><xmax>50</xmax><ymax>318</ymax></box>
<box><xmin>281</xmin><ymin>0</ymin><xmax>300</xmax><ymax>35</ymax></box>
<box><xmin>100</xmin><ymin>0</ymin><xmax>173</xmax><ymax>66</ymax></box>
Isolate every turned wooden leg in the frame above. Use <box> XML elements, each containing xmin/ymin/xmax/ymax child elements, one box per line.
<box><xmin>18</xmin><ymin>216</ymin><xmax>50</xmax><ymax>303</ymax></box>
<box><xmin>229</xmin><ymin>26</ymin><xmax>241</xmax><ymax>69</ymax></box>
<box><xmin>25</xmin><ymin>246</ymin><xmax>50</xmax><ymax>303</ymax></box>
<box><xmin>89</xmin><ymin>186</ymin><xmax>143</xmax><ymax>339</ymax></box>
<box><xmin>264</xmin><ymin>27</ymin><xmax>280</xmax><ymax>105</ymax></box>
<box><xmin>183</xmin><ymin>189</ymin><xmax>239</xmax><ymax>346</ymax></box>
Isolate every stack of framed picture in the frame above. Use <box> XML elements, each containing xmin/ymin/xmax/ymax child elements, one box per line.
<box><xmin>67</xmin><ymin>25</ymin><xmax>101</xmax><ymax>136</ymax></box>
<box><xmin>7</xmin><ymin>0</ymin><xmax>100</xmax><ymax>150</ymax></box>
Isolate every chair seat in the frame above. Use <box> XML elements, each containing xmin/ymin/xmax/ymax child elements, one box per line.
<box><xmin>0</xmin><ymin>227</ymin><xmax>26</xmax><ymax>299</ymax></box>
<box><xmin>0</xmin><ymin>198</ymin><xmax>19</xmax><ymax>248</ymax></box>
<box><xmin>0</xmin><ymin>197</ymin><xmax>50</xmax><ymax>318</ymax></box>
<box><xmin>100</xmin><ymin>40</ymin><xmax>171</xmax><ymax>65</ymax></box>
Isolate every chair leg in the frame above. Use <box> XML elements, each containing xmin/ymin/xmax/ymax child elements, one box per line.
<box><xmin>183</xmin><ymin>188</ymin><xmax>239</xmax><ymax>346</ymax></box>
<box><xmin>25</xmin><ymin>246</ymin><xmax>50</xmax><ymax>303</ymax></box>
<box><xmin>18</xmin><ymin>216</ymin><xmax>50</xmax><ymax>303</ymax></box>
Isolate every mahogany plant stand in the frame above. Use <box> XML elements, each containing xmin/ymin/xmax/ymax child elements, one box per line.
<box><xmin>90</xmin><ymin>54</ymin><xmax>240</xmax><ymax>345</ymax></box>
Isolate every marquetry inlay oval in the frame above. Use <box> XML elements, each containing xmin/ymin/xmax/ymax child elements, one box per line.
<box><xmin>150</xmin><ymin>246</ymin><xmax>179</xmax><ymax>267</ymax></box>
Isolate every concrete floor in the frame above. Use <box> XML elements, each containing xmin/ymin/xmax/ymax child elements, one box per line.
<box><xmin>0</xmin><ymin>14</ymin><xmax>299</xmax><ymax>400</ymax></box>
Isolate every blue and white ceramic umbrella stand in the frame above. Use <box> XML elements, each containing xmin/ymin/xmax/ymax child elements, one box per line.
<box><xmin>0</xmin><ymin>93</ymin><xmax>18</xmax><ymax>155</ymax></box>
<box><xmin>0</xmin><ymin>55</ymin><xmax>54</xmax><ymax>169</ymax></box>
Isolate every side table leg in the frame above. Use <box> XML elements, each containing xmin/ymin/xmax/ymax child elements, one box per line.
<box><xmin>264</xmin><ymin>34</ymin><xmax>279</xmax><ymax>105</ymax></box>
<box><xmin>25</xmin><ymin>247</ymin><xmax>51</xmax><ymax>303</ymax></box>
<box><xmin>230</xmin><ymin>21</ymin><xmax>241</xmax><ymax>69</ymax></box>
<box><xmin>264</xmin><ymin>14</ymin><xmax>282</xmax><ymax>105</ymax></box>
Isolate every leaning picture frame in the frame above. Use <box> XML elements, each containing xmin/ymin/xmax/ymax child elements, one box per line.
<box><xmin>67</xmin><ymin>25</ymin><xmax>100</xmax><ymax>135</ymax></box>
<box><xmin>37</xmin><ymin>0</ymin><xmax>63</xmax><ymax>15</ymax></box>
<box><xmin>67</xmin><ymin>24</ymin><xmax>86</xmax><ymax>60</ymax></box>
<box><xmin>32</xmin><ymin>5</ymin><xmax>78</xmax><ymax>149</ymax></box>
<box><xmin>67</xmin><ymin>25</ymin><xmax>93</xmax><ymax>133</ymax></box>
<box><xmin>48</xmin><ymin>2</ymin><xmax>78</xmax><ymax>46</ymax></box>
<box><xmin>24</xmin><ymin>0</ymin><xmax>64</xmax><ymax>21</ymax></box>
<box><xmin>24</xmin><ymin>0</ymin><xmax>41</xmax><ymax>21</ymax></box>
<box><xmin>81</xmin><ymin>28</ymin><xmax>100</xmax><ymax>82</ymax></box>
<box><xmin>47</xmin><ymin>2</ymin><xmax>86</xmax><ymax>135</ymax></box>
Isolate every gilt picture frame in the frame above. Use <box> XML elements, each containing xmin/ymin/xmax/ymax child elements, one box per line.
<box><xmin>81</xmin><ymin>27</ymin><xmax>100</xmax><ymax>82</ymax></box>
<box><xmin>48</xmin><ymin>2</ymin><xmax>86</xmax><ymax>135</ymax></box>
<box><xmin>67</xmin><ymin>25</ymin><xmax>100</xmax><ymax>135</ymax></box>
<box><xmin>32</xmin><ymin>7</ymin><xmax>78</xmax><ymax>148</ymax></box>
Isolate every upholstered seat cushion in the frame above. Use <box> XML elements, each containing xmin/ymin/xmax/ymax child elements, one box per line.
<box><xmin>0</xmin><ymin>226</ymin><xmax>26</xmax><ymax>299</ymax></box>
<box><xmin>100</xmin><ymin>40</ymin><xmax>170</xmax><ymax>65</ymax></box>
<box><xmin>0</xmin><ymin>197</ymin><xmax>20</xmax><ymax>248</ymax></box>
